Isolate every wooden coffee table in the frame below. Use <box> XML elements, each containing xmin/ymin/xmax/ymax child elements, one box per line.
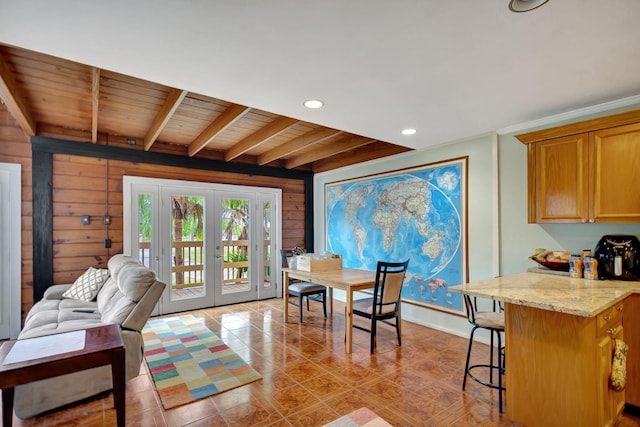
<box><xmin>0</xmin><ymin>324</ymin><xmax>125</xmax><ymax>427</ymax></box>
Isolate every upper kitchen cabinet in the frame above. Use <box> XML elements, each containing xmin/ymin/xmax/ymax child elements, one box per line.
<box><xmin>517</xmin><ymin>109</ymin><xmax>640</xmax><ymax>224</ymax></box>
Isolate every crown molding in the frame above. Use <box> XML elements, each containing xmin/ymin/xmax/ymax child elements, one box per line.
<box><xmin>497</xmin><ymin>95</ymin><xmax>640</xmax><ymax>135</ymax></box>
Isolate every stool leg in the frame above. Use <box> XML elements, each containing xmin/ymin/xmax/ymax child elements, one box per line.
<box><xmin>462</xmin><ymin>326</ymin><xmax>478</xmax><ymax>390</ymax></box>
<box><xmin>489</xmin><ymin>330</ymin><xmax>495</xmax><ymax>383</ymax></box>
<box><xmin>497</xmin><ymin>330</ymin><xmax>503</xmax><ymax>413</ymax></box>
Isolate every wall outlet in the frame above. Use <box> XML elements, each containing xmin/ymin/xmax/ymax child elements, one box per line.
<box><xmin>104</xmin><ymin>239</ymin><xmax>112</xmax><ymax>248</ymax></box>
<box><xmin>82</xmin><ymin>215</ymin><xmax>90</xmax><ymax>225</ymax></box>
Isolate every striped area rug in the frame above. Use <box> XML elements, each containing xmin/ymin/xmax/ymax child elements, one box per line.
<box><xmin>142</xmin><ymin>314</ymin><xmax>262</xmax><ymax>409</ymax></box>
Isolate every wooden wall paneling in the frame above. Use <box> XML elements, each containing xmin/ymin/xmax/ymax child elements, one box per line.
<box><xmin>52</xmin><ymin>202</ymin><xmax>112</xmax><ymax>217</ymax></box>
<box><xmin>282</xmin><ymin>209</ymin><xmax>305</xmax><ymax>221</ymax></box>
<box><xmin>53</xmin><ymin>242</ymin><xmax>111</xmax><ymax>258</ymax></box>
<box><xmin>52</xmin><ymin>154</ymin><xmax>120</xmax><ymax>283</ymax></box>
<box><xmin>38</xmin><ymin>123</ymin><xmax>93</xmax><ymax>143</ymax></box>
<box><xmin>55</xmin><ymin>256</ymin><xmax>108</xmax><ymax>272</ymax></box>
<box><xmin>53</xmin><ymin>216</ymin><xmax>120</xmax><ymax>231</ymax></box>
<box><xmin>53</xmin><ymin>188</ymin><xmax>109</xmax><ymax>205</ymax></box>
<box><xmin>53</xmin><ymin>228</ymin><xmax>113</xmax><ymax>244</ymax></box>
<box><xmin>0</xmin><ymin>125</ymin><xmax>29</xmax><ymax>143</ymax></box>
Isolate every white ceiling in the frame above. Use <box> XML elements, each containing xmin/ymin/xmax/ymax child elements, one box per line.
<box><xmin>1</xmin><ymin>0</ymin><xmax>639</xmax><ymax>151</ymax></box>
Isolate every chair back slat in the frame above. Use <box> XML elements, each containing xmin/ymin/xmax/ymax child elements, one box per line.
<box><xmin>280</xmin><ymin>249</ymin><xmax>292</xmax><ymax>268</ymax></box>
<box><xmin>373</xmin><ymin>260</ymin><xmax>409</xmax><ymax>315</ymax></box>
<box><xmin>380</xmin><ymin>271</ymin><xmax>404</xmax><ymax>305</ymax></box>
<box><xmin>463</xmin><ymin>294</ymin><xmax>477</xmax><ymax>324</ymax></box>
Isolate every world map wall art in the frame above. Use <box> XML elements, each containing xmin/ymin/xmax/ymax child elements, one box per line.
<box><xmin>325</xmin><ymin>157</ymin><xmax>468</xmax><ymax>314</ymax></box>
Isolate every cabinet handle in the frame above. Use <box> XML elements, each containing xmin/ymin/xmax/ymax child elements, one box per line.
<box><xmin>589</xmin><ymin>219</ymin><xmax>595</xmax><ymax>223</ymax></box>
<box><xmin>608</xmin><ymin>327</ymin><xmax>617</xmax><ymax>336</ymax></box>
<box><xmin>616</xmin><ymin>306</ymin><xmax>623</xmax><ymax>312</ymax></box>
<box><xmin>581</xmin><ymin>218</ymin><xmax>586</xmax><ymax>223</ymax></box>
<box><xmin>604</xmin><ymin>315</ymin><xmax>611</xmax><ymax>321</ymax></box>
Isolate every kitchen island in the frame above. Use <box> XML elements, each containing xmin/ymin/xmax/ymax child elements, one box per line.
<box><xmin>450</xmin><ymin>272</ymin><xmax>640</xmax><ymax>427</ymax></box>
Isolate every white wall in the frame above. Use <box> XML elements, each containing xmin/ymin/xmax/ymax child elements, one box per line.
<box><xmin>314</xmin><ymin>103</ymin><xmax>640</xmax><ymax>341</ymax></box>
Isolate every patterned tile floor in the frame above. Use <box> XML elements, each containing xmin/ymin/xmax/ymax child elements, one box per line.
<box><xmin>5</xmin><ymin>298</ymin><xmax>640</xmax><ymax>426</ymax></box>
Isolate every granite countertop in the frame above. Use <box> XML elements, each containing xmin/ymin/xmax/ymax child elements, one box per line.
<box><xmin>449</xmin><ymin>272</ymin><xmax>640</xmax><ymax>317</ymax></box>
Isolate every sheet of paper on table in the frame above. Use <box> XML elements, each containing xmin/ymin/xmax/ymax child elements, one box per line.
<box><xmin>2</xmin><ymin>330</ymin><xmax>87</xmax><ymax>365</ymax></box>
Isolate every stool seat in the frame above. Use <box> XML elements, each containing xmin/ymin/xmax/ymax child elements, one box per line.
<box><xmin>473</xmin><ymin>312</ymin><xmax>505</xmax><ymax>330</ymax></box>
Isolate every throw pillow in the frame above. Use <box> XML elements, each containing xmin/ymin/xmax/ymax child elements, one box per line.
<box><xmin>62</xmin><ymin>267</ymin><xmax>111</xmax><ymax>301</ymax></box>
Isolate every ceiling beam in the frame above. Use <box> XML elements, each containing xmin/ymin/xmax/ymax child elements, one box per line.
<box><xmin>144</xmin><ymin>88</ymin><xmax>188</xmax><ymax>151</ymax></box>
<box><xmin>225</xmin><ymin>116</ymin><xmax>299</xmax><ymax>162</ymax></box>
<box><xmin>0</xmin><ymin>52</ymin><xmax>36</xmax><ymax>136</ymax></box>
<box><xmin>91</xmin><ymin>68</ymin><xmax>100</xmax><ymax>143</ymax></box>
<box><xmin>257</xmin><ymin>126</ymin><xmax>343</xmax><ymax>165</ymax></box>
<box><xmin>188</xmin><ymin>103</ymin><xmax>250</xmax><ymax>157</ymax></box>
<box><xmin>312</xmin><ymin>142</ymin><xmax>412</xmax><ymax>173</ymax></box>
<box><xmin>286</xmin><ymin>135</ymin><xmax>376</xmax><ymax>169</ymax></box>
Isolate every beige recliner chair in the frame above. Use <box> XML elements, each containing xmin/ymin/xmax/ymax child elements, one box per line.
<box><xmin>14</xmin><ymin>254</ymin><xmax>166</xmax><ymax>419</ymax></box>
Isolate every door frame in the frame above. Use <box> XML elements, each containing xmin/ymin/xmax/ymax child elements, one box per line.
<box><xmin>211</xmin><ymin>190</ymin><xmax>279</xmax><ymax>306</ymax></box>
<box><xmin>0</xmin><ymin>163</ymin><xmax>21</xmax><ymax>339</ymax></box>
<box><xmin>123</xmin><ymin>176</ymin><xmax>281</xmax><ymax>314</ymax></box>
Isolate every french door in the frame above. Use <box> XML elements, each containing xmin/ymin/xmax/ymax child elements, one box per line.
<box><xmin>124</xmin><ymin>177</ymin><xmax>280</xmax><ymax>315</ymax></box>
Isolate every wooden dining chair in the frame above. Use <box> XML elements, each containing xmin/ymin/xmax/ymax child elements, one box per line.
<box><xmin>352</xmin><ymin>259</ymin><xmax>409</xmax><ymax>353</ymax></box>
<box><xmin>280</xmin><ymin>249</ymin><xmax>327</xmax><ymax>322</ymax></box>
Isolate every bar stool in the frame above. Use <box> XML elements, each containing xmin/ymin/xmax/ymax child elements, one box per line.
<box><xmin>462</xmin><ymin>295</ymin><xmax>506</xmax><ymax>413</ymax></box>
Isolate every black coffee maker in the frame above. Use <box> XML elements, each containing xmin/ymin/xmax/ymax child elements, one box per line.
<box><xmin>594</xmin><ymin>235</ymin><xmax>640</xmax><ymax>280</ymax></box>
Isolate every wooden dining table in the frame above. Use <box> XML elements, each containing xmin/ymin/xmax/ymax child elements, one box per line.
<box><xmin>283</xmin><ymin>267</ymin><xmax>376</xmax><ymax>354</ymax></box>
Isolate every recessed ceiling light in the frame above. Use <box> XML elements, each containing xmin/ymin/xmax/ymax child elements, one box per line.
<box><xmin>304</xmin><ymin>99</ymin><xmax>324</xmax><ymax>109</ymax></box>
<box><xmin>401</xmin><ymin>128</ymin><xmax>417</xmax><ymax>135</ymax></box>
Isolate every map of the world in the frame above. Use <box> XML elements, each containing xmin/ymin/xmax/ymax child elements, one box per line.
<box><xmin>325</xmin><ymin>158</ymin><xmax>466</xmax><ymax>312</ymax></box>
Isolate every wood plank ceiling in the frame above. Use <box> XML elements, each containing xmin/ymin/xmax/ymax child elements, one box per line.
<box><xmin>0</xmin><ymin>44</ymin><xmax>412</xmax><ymax>173</ymax></box>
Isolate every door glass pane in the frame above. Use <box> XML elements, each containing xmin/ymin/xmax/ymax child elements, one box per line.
<box><xmin>137</xmin><ymin>193</ymin><xmax>152</xmax><ymax>268</ymax></box>
<box><xmin>171</xmin><ymin>195</ymin><xmax>205</xmax><ymax>301</ymax></box>
<box><xmin>221</xmin><ymin>198</ymin><xmax>250</xmax><ymax>294</ymax></box>
<box><xmin>263</xmin><ymin>200</ymin><xmax>271</xmax><ymax>288</ymax></box>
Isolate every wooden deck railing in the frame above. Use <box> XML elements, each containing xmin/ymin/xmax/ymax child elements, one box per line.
<box><xmin>138</xmin><ymin>240</ymin><xmax>270</xmax><ymax>290</ymax></box>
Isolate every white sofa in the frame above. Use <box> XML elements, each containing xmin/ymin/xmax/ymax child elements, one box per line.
<box><xmin>14</xmin><ymin>254</ymin><xmax>166</xmax><ymax>419</ymax></box>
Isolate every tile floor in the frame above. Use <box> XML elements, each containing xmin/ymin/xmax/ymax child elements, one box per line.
<box><xmin>4</xmin><ymin>298</ymin><xmax>640</xmax><ymax>426</ymax></box>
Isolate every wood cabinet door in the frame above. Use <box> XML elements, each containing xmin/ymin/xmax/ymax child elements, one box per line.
<box><xmin>598</xmin><ymin>333</ymin><xmax>614</xmax><ymax>427</ymax></box>
<box><xmin>624</xmin><ymin>294</ymin><xmax>640</xmax><ymax>406</ymax></box>
<box><xmin>533</xmin><ymin>133</ymin><xmax>589</xmax><ymax>223</ymax></box>
<box><xmin>590</xmin><ymin>123</ymin><xmax>640</xmax><ymax>223</ymax></box>
<box><xmin>597</xmin><ymin>323</ymin><xmax>624</xmax><ymax>427</ymax></box>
